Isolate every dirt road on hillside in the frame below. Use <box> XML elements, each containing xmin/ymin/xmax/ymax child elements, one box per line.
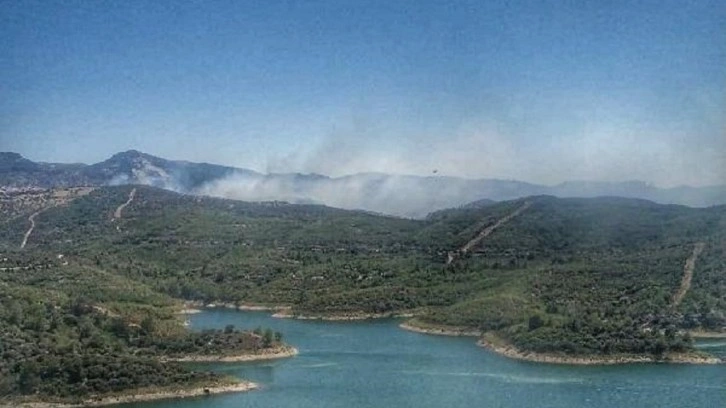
<box><xmin>671</xmin><ymin>242</ymin><xmax>706</xmax><ymax>308</ymax></box>
<box><xmin>114</xmin><ymin>188</ymin><xmax>136</xmax><ymax>219</ymax></box>
<box><xmin>447</xmin><ymin>201</ymin><xmax>532</xmax><ymax>265</ymax></box>
<box><xmin>20</xmin><ymin>211</ymin><xmax>40</xmax><ymax>249</ymax></box>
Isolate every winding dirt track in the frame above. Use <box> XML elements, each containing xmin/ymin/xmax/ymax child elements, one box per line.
<box><xmin>447</xmin><ymin>201</ymin><xmax>532</xmax><ymax>265</ymax></box>
<box><xmin>19</xmin><ymin>211</ymin><xmax>41</xmax><ymax>249</ymax></box>
<box><xmin>671</xmin><ymin>242</ymin><xmax>706</xmax><ymax>308</ymax></box>
<box><xmin>114</xmin><ymin>188</ymin><xmax>136</xmax><ymax>219</ymax></box>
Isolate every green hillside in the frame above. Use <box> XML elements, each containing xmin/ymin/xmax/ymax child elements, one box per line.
<box><xmin>1</xmin><ymin>185</ymin><xmax>724</xmax><ymax>400</ymax></box>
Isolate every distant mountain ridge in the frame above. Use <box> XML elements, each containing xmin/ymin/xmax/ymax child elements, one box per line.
<box><xmin>1</xmin><ymin>150</ymin><xmax>725</xmax><ymax>217</ymax></box>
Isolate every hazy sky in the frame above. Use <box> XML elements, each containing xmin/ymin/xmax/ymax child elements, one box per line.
<box><xmin>1</xmin><ymin>0</ymin><xmax>724</xmax><ymax>186</ymax></box>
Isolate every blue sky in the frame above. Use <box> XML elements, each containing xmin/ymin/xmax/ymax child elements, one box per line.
<box><xmin>1</xmin><ymin>0</ymin><xmax>724</xmax><ymax>186</ymax></box>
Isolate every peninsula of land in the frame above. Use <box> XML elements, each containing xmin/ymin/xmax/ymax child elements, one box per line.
<box><xmin>4</xmin><ymin>381</ymin><xmax>258</xmax><ymax>408</ymax></box>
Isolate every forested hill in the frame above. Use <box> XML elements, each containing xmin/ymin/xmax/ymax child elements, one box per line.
<box><xmin>3</xmin><ymin>150</ymin><xmax>726</xmax><ymax>217</ymax></box>
<box><xmin>0</xmin><ymin>186</ymin><xmax>300</xmax><ymax>404</ymax></box>
<box><xmin>2</xmin><ymin>186</ymin><xmax>725</xmax><ymax>372</ymax></box>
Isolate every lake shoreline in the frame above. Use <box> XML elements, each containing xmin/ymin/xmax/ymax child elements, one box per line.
<box><xmin>181</xmin><ymin>301</ymin><xmax>416</xmax><ymax>321</ymax></box>
<box><xmin>690</xmin><ymin>330</ymin><xmax>726</xmax><ymax>339</ymax></box>
<box><xmin>180</xmin><ymin>307</ymin><xmax>724</xmax><ymax>366</ymax></box>
<box><xmin>182</xmin><ymin>301</ymin><xmax>291</xmax><ymax>313</ymax></box>
<box><xmin>6</xmin><ymin>381</ymin><xmax>258</xmax><ymax>408</ymax></box>
<box><xmin>7</xmin><ymin>342</ymin><xmax>298</xmax><ymax>407</ymax></box>
<box><xmin>477</xmin><ymin>333</ymin><xmax>723</xmax><ymax>365</ymax></box>
<box><xmin>399</xmin><ymin>320</ymin><xmax>482</xmax><ymax>336</ymax></box>
<box><xmin>177</xmin><ymin>307</ymin><xmax>202</xmax><ymax>314</ymax></box>
<box><xmin>272</xmin><ymin>310</ymin><xmax>414</xmax><ymax>321</ymax></box>
<box><xmin>399</xmin><ymin>319</ymin><xmax>722</xmax><ymax>365</ymax></box>
<box><xmin>166</xmin><ymin>345</ymin><xmax>299</xmax><ymax>362</ymax></box>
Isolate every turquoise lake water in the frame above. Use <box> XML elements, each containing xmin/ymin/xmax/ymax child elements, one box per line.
<box><xmin>121</xmin><ymin>309</ymin><xmax>725</xmax><ymax>408</ymax></box>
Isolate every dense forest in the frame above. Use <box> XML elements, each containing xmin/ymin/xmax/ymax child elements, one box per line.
<box><xmin>0</xmin><ymin>247</ymin><xmax>286</xmax><ymax>404</ymax></box>
<box><xmin>1</xmin><ymin>185</ymin><xmax>724</xmax><ymax>400</ymax></box>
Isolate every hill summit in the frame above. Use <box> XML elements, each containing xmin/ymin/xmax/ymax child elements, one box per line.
<box><xmin>2</xmin><ymin>151</ymin><xmax>725</xmax><ymax>217</ymax></box>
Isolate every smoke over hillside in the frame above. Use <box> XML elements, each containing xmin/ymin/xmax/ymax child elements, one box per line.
<box><xmin>2</xmin><ymin>150</ymin><xmax>725</xmax><ymax>218</ymax></box>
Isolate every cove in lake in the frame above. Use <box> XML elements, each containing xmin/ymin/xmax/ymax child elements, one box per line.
<box><xmin>121</xmin><ymin>309</ymin><xmax>725</xmax><ymax>408</ymax></box>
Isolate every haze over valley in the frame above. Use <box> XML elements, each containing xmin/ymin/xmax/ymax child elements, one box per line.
<box><xmin>2</xmin><ymin>150</ymin><xmax>725</xmax><ymax>218</ymax></box>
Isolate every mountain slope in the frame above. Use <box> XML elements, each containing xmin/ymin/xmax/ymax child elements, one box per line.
<box><xmin>2</xmin><ymin>151</ymin><xmax>725</xmax><ymax>217</ymax></box>
<box><xmin>2</xmin><ymin>186</ymin><xmax>724</xmax><ymax>363</ymax></box>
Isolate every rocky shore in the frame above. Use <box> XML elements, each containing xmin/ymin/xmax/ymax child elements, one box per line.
<box><xmin>400</xmin><ymin>319</ymin><xmax>722</xmax><ymax>365</ymax></box>
<box><xmin>477</xmin><ymin>334</ymin><xmax>723</xmax><ymax>365</ymax></box>
<box><xmin>399</xmin><ymin>320</ymin><xmax>481</xmax><ymax>336</ymax></box>
<box><xmin>167</xmin><ymin>345</ymin><xmax>299</xmax><ymax>362</ymax></box>
<box><xmin>6</xmin><ymin>381</ymin><xmax>258</xmax><ymax>408</ymax></box>
<box><xmin>181</xmin><ymin>301</ymin><xmax>417</xmax><ymax>321</ymax></box>
<box><xmin>272</xmin><ymin>310</ymin><xmax>414</xmax><ymax>321</ymax></box>
<box><xmin>690</xmin><ymin>330</ymin><xmax>726</xmax><ymax>339</ymax></box>
<box><xmin>182</xmin><ymin>301</ymin><xmax>291</xmax><ymax>313</ymax></box>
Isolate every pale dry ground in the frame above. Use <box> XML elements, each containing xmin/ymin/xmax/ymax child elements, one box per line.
<box><xmin>1</xmin><ymin>187</ymin><xmax>94</xmax><ymax>219</ymax></box>
<box><xmin>19</xmin><ymin>210</ymin><xmax>40</xmax><ymax>249</ymax></box>
<box><xmin>672</xmin><ymin>242</ymin><xmax>706</xmax><ymax>308</ymax></box>
<box><xmin>476</xmin><ymin>335</ymin><xmax>722</xmax><ymax>365</ymax></box>
<box><xmin>113</xmin><ymin>188</ymin><xmax>136</xmax><ymax>219</ymax></box>
<box><xmin>399</xmin><ymin>321</ymin><xmax>481</xmax><ymax>337</ymax></box>
<box><xmin>3</xmin><ymin>382</ymin><xmax>258</xmax><ymax>408</ymax></box>
<box><xmin>4</xmin><ymin>187</ymin><xmax>94</xmax><ymax>249</ymax></box>
<box><xmin>166</xmin><ymin>345</ymin><xmax>299</xmax><ymax>363</ymax></box>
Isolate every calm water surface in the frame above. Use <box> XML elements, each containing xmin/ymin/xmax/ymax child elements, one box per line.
<box><xmin>121</xmin><ymin>309</ymin><xmax>725</xmax><ymax>408</ymax></box>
